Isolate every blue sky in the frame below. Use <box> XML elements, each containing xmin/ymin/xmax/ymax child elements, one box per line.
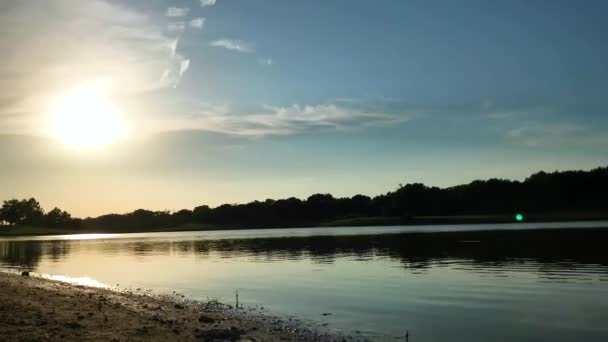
<box><xmin>1</xmin><ymin>0</ymin><xmax>607</xmax><ymax>216</ymax></box>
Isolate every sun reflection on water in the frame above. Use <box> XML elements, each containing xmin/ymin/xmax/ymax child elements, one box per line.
<box><xmin>43</xmin><ymin>274</ymin><xmax>108</xmax><ymax>288</ymax></box>
<box><xmin>59</xmin><ymin>233</ymin><xmax>118</xmax><ymax>240</ymax></box>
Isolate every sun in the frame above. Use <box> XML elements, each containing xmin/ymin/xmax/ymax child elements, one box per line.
<box><xmin>50</xmin><ymin>84</ymin><xmax>127</xmax><ymax>149</ymax></box>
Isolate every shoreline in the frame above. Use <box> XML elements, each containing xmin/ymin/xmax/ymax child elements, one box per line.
<box><xmin>0</xmin><ymin>271</ymin><xmax>342</xmax><ymax>342</ymax></box>
<box><xmin>2</xmin><ymin>213</ymin><xmax>608</xmax><ymax>237</ymax></box>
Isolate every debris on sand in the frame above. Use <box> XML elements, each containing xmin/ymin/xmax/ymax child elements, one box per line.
<box><xmin>0</xmin><ymin>271</ymin><xmax>354</xmax><ymax>341</ymax></box>
<box><xmin>198</xmin><ymin>314</ymin><xmax>215</xmax><ymax>324</ymax></box>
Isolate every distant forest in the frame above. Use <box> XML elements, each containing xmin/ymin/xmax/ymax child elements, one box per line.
<box><xmin>1</xmin><ymin>167</ymin><xmax>607</xmax><ymax>232</ymax></box>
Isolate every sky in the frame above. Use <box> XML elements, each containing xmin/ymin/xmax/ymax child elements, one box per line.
<box><xmin>1</xmin><ymin>0</ymin><xmax>607</xmax><ymax>217</ymax></box>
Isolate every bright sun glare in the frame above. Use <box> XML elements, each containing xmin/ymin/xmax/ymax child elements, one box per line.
<box><xmin>51</xmin><ymin>84</ymin><xmax>127</xmax><ymax>149</ymax></box>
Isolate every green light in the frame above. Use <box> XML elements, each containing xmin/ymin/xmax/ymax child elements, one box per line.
<box><xmin>515</xmin><ymin>213</ymin><xmax>524</xmax><ymax>222</ymax></box>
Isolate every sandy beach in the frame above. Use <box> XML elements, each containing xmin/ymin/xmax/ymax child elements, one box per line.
<box><xmin>0</xmin><ymin>272</ymin><xmax>339</xmax><ymax>342</ymax></box>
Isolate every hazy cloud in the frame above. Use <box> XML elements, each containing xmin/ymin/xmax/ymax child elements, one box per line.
<box><xmin>486</xmin><ymin>106</ymin><xmax>548</xmax><ymax>121</ymax></box>
<box><xmin>167</xmin><ymin>39</ymin><xmax>179</xmax><ymax>57</ymax></box>
<box><xmin>157</xmin><ymin>103</ymin><xmax>409</xmax><ymax>136</ymax></box>
<box><xmin>210</xmin><ymin>39</ymin><xmax>253</xmax><ymax>53</ymax></box>
<box><xmin>166</xmin><ymin>7</ymin><xmax>189</xmax><ymax>17</ymax></box>
<box><xmin>259</xmin><ymin>58</ymin><xmax>274</xmax><ymax>66</ymax></box>
<box><xmin>0</xmin><ymin>0</ymin><xmax>191</xmax><ymax>135</ymax></box>
<box><xmin>160</xmin><ymin>41</ymin><xmax>190</xmax><ymax>88</ymax></box>
<box><xmin>189</xmin><ymin>18</ymin><xmax>205</xmax><ymax>29</ymax></box>
<box><xmin>179</xmin><ymin>59</ymin><xmax>191</xmax><ymax>77</ymax></box>
<box><xmin>487</xmin><ymin>111</ymin><xmax>516</xmax><ymax>120</ymax></box>
<box><xmin>200</xmin><ymin>0</ymin><xmax>217</xmax><ymax>7</ymax></box>
<box><xmin>507</xmin><ymin>123</ymin><xmax>608</xmax><ymax>147</ymax></box>
<box><xmin>167</xmin><ymin>22</ymin><xmax>186</xmax><ymax>33</ymax></box>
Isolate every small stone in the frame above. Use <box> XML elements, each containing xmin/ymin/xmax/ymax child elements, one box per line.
<box><xmin>198</xmin><ymin>315</ymin><xmax>215</xmax><ymax>324</ymax></box>
<box><xmin>64</xmin><ymin>322</ymin><xmax>83</xmax><ymax>329</ymax></box>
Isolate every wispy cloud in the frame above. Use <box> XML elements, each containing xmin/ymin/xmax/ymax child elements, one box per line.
<box><xmin>487</xmin><ymin>111</ymin><xmax>516</xmax><ymax>120</ymax></box>
<box><xmin>167</xmin><ymin>22</ymin><xmax>186</xmax><ymax>33</ymax></box>
<box><xmin>161</xmin><ymin>58</ymin><xmax>190</xmax><ymax>88</ymax></box>
<box><xmin>259</xmin><ymin>58</ymin><xmax>274</xmax><ymax>66</ymax></box>
<box><xmin>210</xmin><ymin>39</ymin><xmax>253</xmax><ymax>53</ymax></box>
<box><xmin>486</xmin><ymin>107</ymin><xmax>548</xmax><ymax>121</ymax></box>
<box><xmin>160</xmin><ymin>39</ymin><xmax>190</xmax><ymax>88</ymax></box>
<box><xmin>507</xmin><ymin>123</ymin><xmax>608</xmax><ymax>147</ymax></box>
<box><xmin>179</xmin><ymin>60</ymin><xmax>191</xmax><ymax>78</ymax></box>
<box><xmin>200</xmin><ymin>0</ymin><xmax>217</xmax><ymax>7</ymax></box>
<box><xmin>166</xmin><ymin>7</ymin><xmax>189</xmax><ymax>17</ymax></box>
<box><xmin>156</xmin><ymin>103</ymin><xmax>410</xmax><ymax>136</ymax></box>
<box><xmin>189</xmin><ymin>17</ymin><xmax>205</xmax><ymax>30</ymax></box>
<box><xmin>0</xmin><ymin>0</ymin><xmax>192</xmax><ymax>136</ymax></box>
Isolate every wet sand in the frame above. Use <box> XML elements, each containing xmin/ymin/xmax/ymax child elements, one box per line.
<box><xmin>0</xmin><ymin>272</ymin><xmax>339</xmax><ymax>342</ymax></box>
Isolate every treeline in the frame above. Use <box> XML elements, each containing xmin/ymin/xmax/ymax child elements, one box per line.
<box><xmin>1</xmin><ymin>167</ymin><xmax>607</xmax><ymax>231</ymax></box>
<box><xmin>0</xmin><ymin>198</ymin><xmax>75</xmax><ymax>228</ymax></box>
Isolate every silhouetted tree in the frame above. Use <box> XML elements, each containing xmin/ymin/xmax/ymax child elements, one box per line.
<box><xmin>171</xmin><ymin>209</ymin><xmax>193</xmax><ymax>226</ymax></box>
<box><xmin>45</xmin><ymin>207</ymin><xmax>72</xmax><ymax>227</ymax></box>
<box><xmin>192</xmin><ymin>205</ymin><xmax>212</xmax><ymax>223</ymax></box>
<box><xmin>0</xmin><ymin>198</ymin><xmax>44</xmax><ymax>226</ymax></box>
<box><xmin>2</xmin><ymin>167</ymin><xmax>608</xmax><ymax>232</ymax></box>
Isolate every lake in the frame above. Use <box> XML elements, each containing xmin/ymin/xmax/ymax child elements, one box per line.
<box><xmin>2</xmin><ymin>222</ymin><xmax>608</xmax><ymax>341</ymax></box>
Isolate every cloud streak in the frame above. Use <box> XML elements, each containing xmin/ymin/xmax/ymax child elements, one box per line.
<box><xmin>167</xmin><ymin>22</ymin><xmax>186</xmax><ymax>32</ymax></box>
<box><xmin>189</xmin><ymin>18</ymin><xmax>205</xmax><ymax>29</ymax></box>
<box><xmin>210</xmin><ymin>39</ymin><xmax>253</xmax><ymax>53</ymax></box>
<box><xmin>156</xmin><ymin>103</ymin><xmax>409</xmax><ymax>136</ymax></box>
<box><xmin>166</xmin><ymin>7</ymin><xmax>189</xmax><ymax>17</ymax></box>
<box><xmin>507</xmin><ymin>123</ymin><xmax>608</xmax><ymax>147</ymax></box>
<box><xmin>259</xmin><ymin>58</ymin><xmax>274</xmax><ymax>66</ymax></box>
<box><xmin>200</xmin><ymin>0</ymin><xmax>217</xmax><ymax>7</ymax></box>
<box><xmin>179</xmin><ymin>60</ymin><xmax>191</xmax><ymax>78</ymax></box>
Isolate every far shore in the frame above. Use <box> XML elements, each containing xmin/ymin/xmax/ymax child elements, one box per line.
<box><xmin>1</xmin><ymin>212</ymin><xmax>608</xmax><ymax>237</ymax></box>
<box><xmin>0</xmin><ymin>271</ymin><xmax>339</xmax><ymax>342</ymax></box>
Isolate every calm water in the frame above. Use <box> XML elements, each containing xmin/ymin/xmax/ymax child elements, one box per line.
<box><xmin>2</xmin><ymin>222</ymin><xmax>608</xmax><ymax>341</ymax></box>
